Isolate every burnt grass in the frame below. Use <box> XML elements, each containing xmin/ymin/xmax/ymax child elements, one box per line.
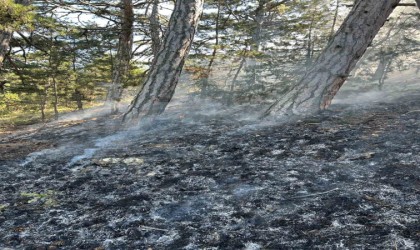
<box><xmin>0</xmin><ymin>93</ymin><xmax>419</xmax><ymax>249</ymax></box>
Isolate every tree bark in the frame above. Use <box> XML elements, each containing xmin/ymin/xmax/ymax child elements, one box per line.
<box><xmin>106</xmin><ymin>0</ymin><xmax>134</xmax><ymax>112</ymax></box>
<box><xmin>123</xmin><ymin>0</ymin><xmax>203</xmax><ymax>121</ymax></box>
<box><xmin>264</xmin><ymin>0</ymin><xmax>401</xmax><ymax>118</ymax></box>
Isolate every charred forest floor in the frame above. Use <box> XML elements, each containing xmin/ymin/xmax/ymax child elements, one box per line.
<box><xmin>0</xmin><ymin>90</ymin><xmax>419</xmax><ymax>249</ymax></box>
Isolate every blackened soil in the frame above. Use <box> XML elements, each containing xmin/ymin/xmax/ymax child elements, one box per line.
<box><xmin>0</xmin><ymin>94</ymin><xmax>419</xmax><ymax>250</ymax></box>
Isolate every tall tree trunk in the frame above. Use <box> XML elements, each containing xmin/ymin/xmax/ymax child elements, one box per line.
<box><xmin>0</xmin><ymin>80</ymin><xmax>7</xmax><ymax>93</ymax></box>
<box><xmin>246</xmin><ymin>0</ymin><xmax>266</xmax><ymax>87</ymax></box>
<box><xmin>40</xmin><ymin>87</ymin><xmax>49</xmax><ymax>122</ymax></box>
<box><xmin>0</xmin><ymin>30</ymin><xmax>13</xmax><ymax>70</ymax></box>
<box><xmin>149</xmin><ymin>0</ymin><xmax>162</xmax><ymax>58</ymax></box>
<box><xmin>264</xmin><ymin>0</ymin><xmax>401</xmax><ymax>117</ymax></box>
<box><xmin>73</xmin><ymin>89</ymin><xmax>84</xmax><ymax>110</ymax></box>
<box><xmin>226</xmin><ymin>53</ymin><xmax>247</xmax><ymax>105</ymax></box>
<box><xmin>52</xmin><ymin>76</ymin><xmax>59</xmax><ymax>120</ymax></box>
<box><xmin>306</xmin><ymin>17</ymin><xmax>315</xmax><ymax>66</ymax></box>
<box><xmin>106</xmin><ymin>0</ymin><xmax>134</xmax><ymax>113</ymax></box>
<box><xmin>329</xmin><ymin>0</ymin><xmax>340</xmax><ymax>40</ymax></box>
<box><xmin>201</xmin><ymin>0</ymin><xmax>221</xmax><ymax>97</ymax></box>
<box><xmin>377</xmin><ymin>54</ymin><xmax>394</xmax><ymax>90</ymax></box>
<box><xmin>123</xmin><ymin>0</ymin><xmax>203</xmax><ymax>121</ymax></box>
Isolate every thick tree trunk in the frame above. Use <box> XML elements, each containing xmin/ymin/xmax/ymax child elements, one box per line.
<box><xmin>265</xmin><ymin>0</ymin><xmax>401</xmax><ymax>117</ymax></box>
<box><xmin>123</xmin><ymin>0</ymin><xmax>203</xmax><ymax>121</ymax></box>
<box><xmin>106</xmin><ymin>0</ymin><xmax>134</xmax><ymax>112</ymax></box>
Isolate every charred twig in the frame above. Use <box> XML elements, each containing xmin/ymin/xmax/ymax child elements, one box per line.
<box><xmin>404</xmin><ymin>110</ymin><xmax>420</xmax><ymax>115</ymax></box>
<box><xmin>285</xmin><ymin>188</ymin><xmax>340</xmax><ymax>200</ymax></box>
<box><xmin>139</xmin><ymin>225</ymin><xmax>169</xmax><ymax>232</ymax></box>
<box><xmin>344</xmin><ymin>3</ymin><xmax>417</xmax><ymax>7</ymax></box>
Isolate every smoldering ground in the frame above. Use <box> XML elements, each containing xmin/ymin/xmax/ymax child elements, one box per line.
<box><xmin>0</xmin><ymin>72</ymin><xmax>419</xmax><ymax>249</ymax></box>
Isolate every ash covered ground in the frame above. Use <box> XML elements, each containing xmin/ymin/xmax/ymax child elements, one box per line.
<box><xmin>0</xmin><ymin>89</ymin><xmax>419</xmax><ymax>249</ymax></box>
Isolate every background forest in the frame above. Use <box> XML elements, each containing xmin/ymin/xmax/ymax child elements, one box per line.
<box><xmin>0</xmin><ymin>0</ymin><xmax>419</xmax><ymax>129</ymax></box>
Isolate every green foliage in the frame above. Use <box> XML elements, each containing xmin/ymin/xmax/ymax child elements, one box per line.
<box><xmin>0</xmin><ymin>204</ymin><xmax>8</xmax><ymax>212</ymax></box>
<box><xmin>0</xmin><ymin>92</ymin><xmax>19</xmax><ymax>110</ymax></box>
<box><xmin>125</xmin><ymin>65</ymin><xmax>146</xmax><ymax>87</ymax></box>
<box><xmin>0</xmin><ymin>0</ymin><xmax>153</xmax><ymax>129</ymax></box>
<box><xmin>21</xmin><ymin>190</ymin><xmax>57</xmax><ymax>207</ymax></box>
<box><xmin>0</xmin><ymin>0</ymin><xmax>34</xmax><ymax>30</ymax></box>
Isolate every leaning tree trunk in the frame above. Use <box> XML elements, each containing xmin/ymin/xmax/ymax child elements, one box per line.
<box><xmin>123</xmin><ymin>0</ymin><xmax>203</xmax><ymax>121</ymax></box>
<box><xmin>106</xmin><ymin>0</ymin><xmax>134</xmax><ymax>113</ymax></box>
<box><xmin>264</xmin><ymin>0</ymin><xmax>401</xmax><ymax>117</ymax></box>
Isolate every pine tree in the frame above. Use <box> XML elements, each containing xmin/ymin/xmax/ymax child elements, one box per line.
<box><xmin>124</xmin><ymin>0</ymin><xmax>204</xmax><ymax>121</ymax></box>
<box><xmin>264</xmin><ymin>0</ymin><xmax>402</xmax><ymax>117</ymax></box>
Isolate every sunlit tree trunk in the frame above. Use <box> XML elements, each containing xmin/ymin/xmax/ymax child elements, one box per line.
<box><xmin>265</xmin><ymin>0</ymin><xmax>401</xmax><ymax>117</ymax></box>
<box><xmin>123</xmin><ymin>0</ymin><xmax>203</xmax><ymax>121</ymax></box>
<box><xmin>106</xmin><ymin>0</ymin><xmax>134</xmax><ymax>113</ymax></box>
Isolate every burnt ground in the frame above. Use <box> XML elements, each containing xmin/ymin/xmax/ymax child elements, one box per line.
<box><xmin>0</xmin><ymin>92</ymin><xmax>419</xmax><ymax>249</ymax></box>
